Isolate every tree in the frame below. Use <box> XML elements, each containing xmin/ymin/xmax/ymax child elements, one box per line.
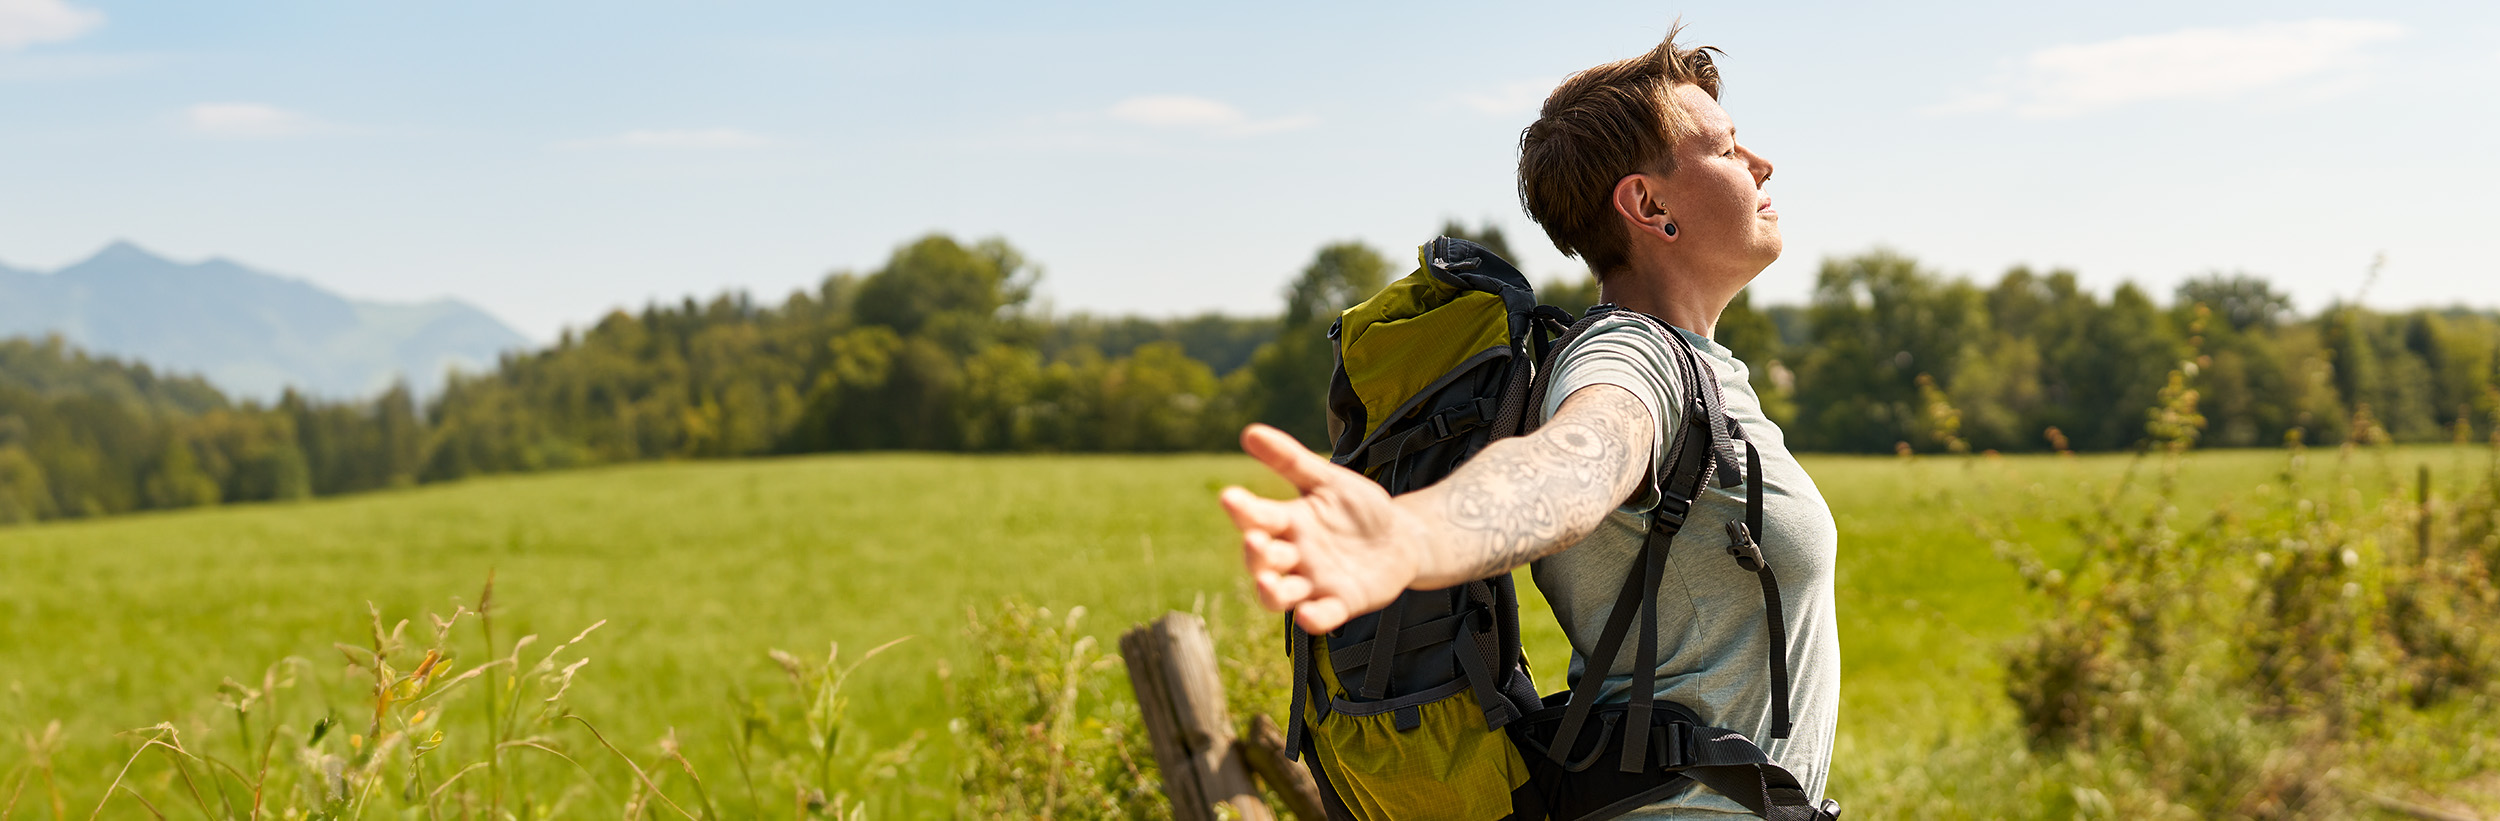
<box><xmin>852</xmin><ymin>235</ymin><xmax>1035</xmax><ymax>338</ymax></box>
<box><xmin>1280</xmin><ymin>242</ymin><xmax>1392</xmax><ymax>330</ymax></box>
<box><xmin>1716</xmin><ymin>290</ymin><xmax>1795</xmax><ymax>425</ymax></box>
<box><xmin>1098</xmin><ymin>342</ymin><xmax>1223</xmax><ymax>451</ymax></box>
<box><xmin>2054</xmin><ymin>283</ymin><xmax>2185</xmax><ymax>450</ymax></box>
<box><xmin>1791</xmin><ymin>250</ymin><xmax>1990</xmax><ymax>451</ymax></box>
<box><xmin>1253</xmin><ymin>242</ymin><xmax>1391</xmax><ymax>448</ymax></box>
<box><xmin>2176</xmin><ymin>272</ymin><xmax>2293</xmax><ymax>332</ymax></box>
<box><xmin>0</xmin><ymin>445</ymin><xmax>53</xmax><ymax>523</ymax></box>
<box><xmin>1536</xmin><ymin>273</ymin><xmax>1600</xmax><ymax>316</ymax></box>
<box><xmin>1438</xmin><ymin>219</ymin><xmax>1516</xmax><ymax>260</ymax></box>
<box><xmin>141</xmin><ymin>434</ymin><xmax>219</xmax><ymax>509</ymax></box>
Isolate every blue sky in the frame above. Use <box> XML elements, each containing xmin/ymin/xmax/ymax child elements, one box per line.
<box><xmin>3</xmin><ymin>1</ymin><xmax>2494</xmax><ymax>340</ymax></box>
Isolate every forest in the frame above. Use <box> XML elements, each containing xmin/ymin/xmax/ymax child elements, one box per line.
<box><xmin>2</xmin><ymin>226</ymin><xmax>2494</xmax><ymax>525</ymax></box>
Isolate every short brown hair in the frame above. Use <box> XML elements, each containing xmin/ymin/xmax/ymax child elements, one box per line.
<box><xmin>1517</xmin><ymin>26</ymin><xmax>1722</xmax><ymax>278</ymax></box>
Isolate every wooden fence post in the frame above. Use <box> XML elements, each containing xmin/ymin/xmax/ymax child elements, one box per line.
<box><xmin>1239</xmin><ymin>713</ymin><xmax>1326</xmax><ymax>820</ymax></box>
<box><xmin>1121</xmin><ymin>612</ymin><xmax>1276</xmax><ymax>821</ymax></box>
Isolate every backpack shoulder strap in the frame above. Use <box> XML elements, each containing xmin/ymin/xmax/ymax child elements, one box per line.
<box><xmin>1530</xmin><ymin>306</ymin><xmax>1741</xmax><ymax>493</ymax></box>
<box><xmin>1533</xmin><ymin>305</ymin><xmax>1800</xmax><ymax>768</ymax></box>
<box><xmin>1629</xmin><ymin>312</ymin><xmax>1796</xmax><ymax>742</ymax></box>
<box><xmin>1537</xmin><ymin>308</ymin><xmax>1728</xmax><ymax>766</ymax></box>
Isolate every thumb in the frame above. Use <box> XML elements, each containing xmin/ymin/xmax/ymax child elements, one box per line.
<box><xmin>1240</xmin><ymin>423</ymin><xmax>1337</xmax><ymax>493</ymax></box>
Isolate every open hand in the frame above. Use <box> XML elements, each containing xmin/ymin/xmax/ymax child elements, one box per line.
<box><xmin>1218</xmin><ymin>423</ymin><xmax>1423</xmax><ymax>634</ymax></box>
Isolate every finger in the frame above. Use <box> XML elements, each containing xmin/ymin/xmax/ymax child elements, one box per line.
<box><xmin>1254</xmin><ymin>569</ymin><xmax>1314</xmax><ymax>612</ymax></box>
<box><xmin>1252</xmin><ymin>570</ymin><xmax>1290</xmax><ymax>611</ymax></box>
<box><xmin>1294</xmin><ymin>597</ymin><xmax>1352</xmax><ymax>635</ymax></box>
<box><xmin>1218</xmin><ymin>486</ymin><xmax>1293</xmax><ymax>535</ymax></box>
<box><xmin>1240</xmin><ymin>424</ymin><xmax>1338</xmax><ymax>493</ymax></box>
<box><xmin>1240</xmin><ymin>529</ymin><xmax>1300</xmax><ymax>576</ymax></box>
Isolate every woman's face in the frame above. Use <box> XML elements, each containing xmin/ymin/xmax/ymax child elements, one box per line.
<box><xmin>1657</xmin><ymin>84</ymin><xmax>1780</xmax><ymax>279</ymax></box>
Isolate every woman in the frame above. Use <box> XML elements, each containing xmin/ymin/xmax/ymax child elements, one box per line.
<box><xmin>1220</xmin><ymin>27</ymin><xmax>1839</xmax><ymax>818</ymax></box>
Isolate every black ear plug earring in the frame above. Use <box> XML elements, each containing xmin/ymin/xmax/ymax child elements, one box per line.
<box><xmin>1663</xmin><ymin>222</ymin><xmax>1678</xmax><ymax>237</ymax></box>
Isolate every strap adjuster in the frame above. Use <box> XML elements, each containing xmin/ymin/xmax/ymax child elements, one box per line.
<box><xmin>1725</xmin><ymin>521</ymin><xmax>1766</xmax><ymax>572</ymax></box>
<box><xmin>1651</xmin><ymin>721</ymin><xmax>1689</xmax><ymax>770</ymax></box>
<box><xmin>1654</xmin><ymin>491</ymin><xmax>1693</xmax><ymax>528</ymax></box>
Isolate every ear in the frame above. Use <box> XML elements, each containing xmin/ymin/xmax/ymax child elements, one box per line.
<box><xmin>1610</xmin><ymin>173</ymin><xmax>1675</xmax><ymax>242</ymax></box>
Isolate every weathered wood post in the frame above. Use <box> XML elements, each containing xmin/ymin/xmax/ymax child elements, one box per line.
<box><xmin>1239</xmin><ymin>713</ymin><xmax>1327</xmax><ymax>820</ymax></box>
<box><xmin>1121</xmin><ymin>612</ymin><xmax>1275</xmax><ymax>821</ymax></box>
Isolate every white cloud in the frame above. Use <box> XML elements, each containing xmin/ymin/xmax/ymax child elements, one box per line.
<box><xmin>0</xmin><ymin>0</ymin><xmax>101</xmax><ymax>50</ymax></box>
<box><xmin>1107</xmin><ymin>94</ymin><xmax>1315</xmax><ymax>136</ymax></box>
<box><xmin>1110</xmin><ymin>95</ymin><xmax>1239</xmax><ymax>128</ymax></box>
<box><xmin>1229</xmin><ymin>113</ymin><xmax>1318</xmax><ymax>136</ymax></box>
<box><xmin>1934</xmin><ymin>19</ymin><xmax>2407</xmax><ymax>118</ymax></box>
<box><xmin>184</xmin><ymin>102</ymin><xmax>322</xmax><ymax>138</ymax></box>
<box><xmin>1455</xmin><ymin>81</ymin><xmax>1550</xmax><ymax>116</ymax></box>
<box><xmin>560</xmin><ymin>128</ymin><xmax>775</xmax><ymax>149</ymax></box>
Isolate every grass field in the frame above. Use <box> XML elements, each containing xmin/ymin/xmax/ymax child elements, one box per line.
<box><xmin>1</xmin><ymin>444</ymin><xmax>2487</xmax><ymax>817</ymax></box>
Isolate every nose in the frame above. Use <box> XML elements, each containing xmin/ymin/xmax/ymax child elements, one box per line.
<box><xmin>1744</xmin><ymin>144</ymin><xmax>1773</xmax><ymax>186</ymax></box>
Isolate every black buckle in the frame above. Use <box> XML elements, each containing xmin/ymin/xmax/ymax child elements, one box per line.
<box><xmin>1654</xmin><ymin>493</ymin><xmax>1692</xmax><ymax>528</ymax></box>
<box><xmin>1429</xmin><ymin>413</ymin><xmax>1452</xmax><ymax>439</ymax></box>
<box><xmin>1816</xmin><ymin>798</ymin><xmax>1843</xmax><ymax>820</ymax></box>
<box><xmin>1724</xmin><ymin>521</ymin><xmax>1766</xmax><ymax>572</ymax></box>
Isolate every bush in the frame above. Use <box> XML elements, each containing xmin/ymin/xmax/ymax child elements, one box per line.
<box><xmin>951</xmin><ymin>600</ymin><xmax>1167</xmax><ymax>819</ymax></box>
<box><xmin>1984</xmin><ymin>380</ymin><xmax>2500</xmax><ymax>817</ymax></box>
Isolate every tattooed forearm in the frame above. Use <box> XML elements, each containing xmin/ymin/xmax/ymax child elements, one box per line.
<box><xmin>1427</xmin><ymin>384</ymin><xmax>1653</xmax><ymax>581</ymax></box>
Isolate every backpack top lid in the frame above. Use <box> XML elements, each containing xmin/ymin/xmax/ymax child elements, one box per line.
<box><xmin>1333</xmin><ymin>238</ymin><xmax>1535</xmax><ymax>445</ymax></box>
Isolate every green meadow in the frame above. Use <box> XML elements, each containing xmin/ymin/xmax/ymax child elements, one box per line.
<box><xmin>1</xmin><ymin>445</ymin><xmax>2487</xmax><ymax>817</ymax></box>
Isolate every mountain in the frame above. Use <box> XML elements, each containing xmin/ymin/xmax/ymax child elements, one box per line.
<box><xmin>0</xmin><ymin>241</ymin><xmax>527</xmax><ymax>400</ymax></box>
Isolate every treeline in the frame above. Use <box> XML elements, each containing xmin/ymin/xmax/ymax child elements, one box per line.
<box><xmin>0</xmin><ymin>336</ymin><xmax>426</xmax><ymax>522</ymax></box>
<box><xmin>2</xmin><ymin>230</ymin><xmax>2495</xmax><ymax>526</ymax></box>
<box><xmin>1777</xmin><ymin>251</ymin><xmax>2499</xmax><ymax>453</ymax></box>
<box><xmin>0</xmin><ymin>234</ymin><xmax>1301</xmax><ymax>524</ymax></box>
<box><xmin>420</xmin><ymin>235</ymin><xmax>1278</xmax><ymax>479</ymax></box>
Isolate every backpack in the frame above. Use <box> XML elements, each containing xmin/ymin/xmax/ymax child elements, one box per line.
<box><xmin>1287</xmin><ymin>236</ymin><xmax>1841</xmax><ymax>821</ymax></box>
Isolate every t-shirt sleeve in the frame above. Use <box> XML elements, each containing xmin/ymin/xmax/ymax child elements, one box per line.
<box><xmin>1537</xmin><ymin>315</ymin><xmax>1685</xmax><ymax>512</ymax></box>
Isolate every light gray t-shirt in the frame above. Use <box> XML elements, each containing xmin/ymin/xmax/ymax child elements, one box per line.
<box><xmin>1531</xmin><ymin>313</ymin><xmax>1841</xmax><ymax>817</ymax></box>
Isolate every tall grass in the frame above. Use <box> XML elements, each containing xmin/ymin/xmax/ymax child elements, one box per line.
<box><xmin>0</xmin><ymin>591</ymin><xmax>1235</xmax><ymax>820</ymax></box>
<box><xmin>950</xmin><ymin>601</ymin><xmax>1166</xmax><ymax>819</ymax></box>
<box><xmin>0</xmin><ymin>575</ymin><xmax>945</xmax><ymax>820</ymax></box>
<box><xmin>1884</xmin><ymin>376</ymin><xmax>2500</xmax><ymax>818</ymax></box>
<box><xmin>4</xmin><ymin>443</ymin><xmax>2493</xmax><ymax>817</ymax></box>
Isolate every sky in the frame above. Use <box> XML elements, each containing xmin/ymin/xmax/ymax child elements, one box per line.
<box><xmin>2</xmin><ymin>0</ymin><xmax>2495</xmax><ymax>341</ymax></box>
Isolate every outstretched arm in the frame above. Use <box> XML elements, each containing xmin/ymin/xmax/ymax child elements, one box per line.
<box><xmin>1219</xmin><ymin>384</ymin><xmax>1655</xmax><ymax>634</ymax></box>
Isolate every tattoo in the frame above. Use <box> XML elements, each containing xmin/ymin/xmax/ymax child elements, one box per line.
<box><xmin>1440</xmin><ymin>385</ymin><xmax>1650</xmax><ymax>579</ymax></box>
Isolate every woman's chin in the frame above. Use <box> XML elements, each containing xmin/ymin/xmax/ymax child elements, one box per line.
<box><xmin>1752</xmin><ymin>234</ymin><xmax>1785</xmax><ymax>269</ymax></box>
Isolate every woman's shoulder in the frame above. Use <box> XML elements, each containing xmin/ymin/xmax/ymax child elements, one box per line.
<box><xmin>1558</xmin><ymin>311</ymin><xmax>1710</xmax><ymax>369</ymax></box>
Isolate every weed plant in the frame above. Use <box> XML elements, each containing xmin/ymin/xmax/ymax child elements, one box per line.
<box><xmin>0</xmin><ymin>575</ymin><xmax>932</xmax><ymax>820</ymax></box>
<box><xmin>1960</xmin><ymin>374</ymin><xmax>2500</xmax><ymax>818</ymax></box>
<box><xmin>949</xmin><ymin>600</ymin><xmax>1166</xmax><ymax>819</ymax></box>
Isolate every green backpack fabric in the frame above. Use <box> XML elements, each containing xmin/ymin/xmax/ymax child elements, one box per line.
<box><xmin>1292</xmin><ymin>236</ymin><xmax>1566</xmax><ymax>821</ymax></box>
<box><xmin>1289</xmin><ymin>237</ymin><xmax>1840</xmax><ymax>821</ymax></box>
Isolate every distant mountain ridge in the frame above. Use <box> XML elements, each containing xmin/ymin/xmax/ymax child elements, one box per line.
<box><xmin>0</xmin><ymin>241</ymin><xmax>527</xmax><ymax>400</ymax></box>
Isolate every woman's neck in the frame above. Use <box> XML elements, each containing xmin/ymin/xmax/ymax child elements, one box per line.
<box><xmin>1599</xmin><ymin>272</ymin><xmax>1735</xmax><ymax>339</ymax></box>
